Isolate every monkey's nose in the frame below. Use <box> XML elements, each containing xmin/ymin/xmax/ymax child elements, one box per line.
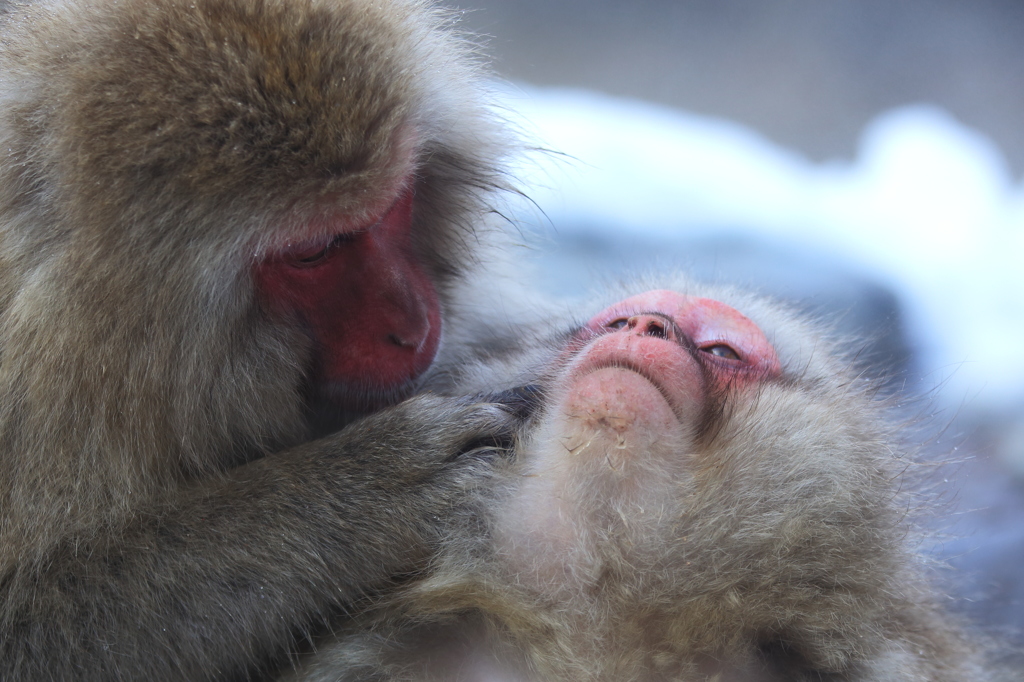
<box><xmin>615</xmin><ymin>313</ymin><xmax>675</xmax><ymax>340</ymax></box>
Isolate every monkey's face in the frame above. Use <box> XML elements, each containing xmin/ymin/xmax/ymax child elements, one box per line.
<box><xmin>558</xmin><ymin>289</ymin><xmax>782</xmax><ymax>454</ymax></box>
<box><xmin>492</xmin><ymin>290</ymin><xmax>785</xmax><ymax>587</ymax></box>
<box><xmin>528</xmin><ymin>288</ymin><xmax>780</xmax><ymax>487</ymax></box>
<box><xmin>254</xmin><ymin>185</ymin><xmax>441</xmax><ymax>400</ymax></box>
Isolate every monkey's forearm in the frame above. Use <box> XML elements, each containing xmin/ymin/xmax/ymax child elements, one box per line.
<box><xmin>1</xmin><ymin>464</ymin><xmax>412</xmax><ymax>679</ymax></box>
<box><xmin>0</xmin><ymin>400</ymin><xmax>508</xmax><ymax>681</ymax></box>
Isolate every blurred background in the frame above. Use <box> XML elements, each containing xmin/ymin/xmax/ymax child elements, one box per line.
<box><xmin>455</xmin><ymin>0</ymin><xmax>1024</xmax><ymax>654</ymax></box>
<box><xmin>461</xmin><ymin>0</ymin><xmax>1024</xmax><ymax>171</ymax></box>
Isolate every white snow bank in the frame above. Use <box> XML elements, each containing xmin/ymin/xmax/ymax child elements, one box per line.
<box><xmin>499</xmin><ymin>85</ymin><xmax>1024</xmax><ymax>411</ymax></box>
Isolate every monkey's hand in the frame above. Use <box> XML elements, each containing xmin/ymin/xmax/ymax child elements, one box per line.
<box><xmin>313</xmin><ymin>392</ymin><xmax>521</xmax><ymax>539</ymax></box>
<box><xmin>215</xmin><ymin>392</ymin><xmax>521</xmax><ymax>579</ymax></box>
<box><xmin>353</xmin><ymin>392</ymin><xmax>522</xmax><ymax>465</ymax></box>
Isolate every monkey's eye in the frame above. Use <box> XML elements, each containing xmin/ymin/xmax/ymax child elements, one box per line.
<box><xmin>291</xmin><ymin>233</ymin><xmax>359</xmax><ymax>266</ymax></box>
<box><xmin>606</xmin><ymin>318</ymin><xmax>629</xmax><ymax>330</ymax></box>
<box><xmin>296</xmin><ymin>245</ymin><xmax>331</xmax><ymax>264</ymax></box>
<box><xmin>700</xmin><ymin>344</ymin><xmax>741</xmax><ymax>361</ymax></box>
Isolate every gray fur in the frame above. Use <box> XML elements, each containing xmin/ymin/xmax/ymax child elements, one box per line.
<box><xmin>0</xmin><ymin>0</ymin><xmax>518</xmax><ymax>679</ymax></box>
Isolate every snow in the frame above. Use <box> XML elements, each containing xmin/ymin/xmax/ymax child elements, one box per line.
<box><xmin>499</xmin><ymin>85</ymin><xmax>1024</xmax><ymax>411</ymax></box>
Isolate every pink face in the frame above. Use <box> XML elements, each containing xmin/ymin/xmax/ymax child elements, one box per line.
<box><xmin>491</xmin><ymin>289</ymin><xmax>785</xmax><ymax>577</ymax></box>
<box><xmin>253</xmin><ymin>187</ymin><xmax>440</xmax><ymax>408</ymax></box>
<box><xmin>558</xmin><ymin>289</ymin><xmax>781</xmax><ymax>443</ymax></box>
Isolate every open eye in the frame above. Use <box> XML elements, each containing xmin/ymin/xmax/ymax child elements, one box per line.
<box><xmin>606</xmin><ymin>318</ymin><xmax>629</xmax><ymax>330</ymax></box>
<box><xmin>700</xmin><ymin>344</ymin><xmax>741</xmax><ymax>361</ymax></box>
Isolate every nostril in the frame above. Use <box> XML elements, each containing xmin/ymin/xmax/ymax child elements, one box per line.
<box><xmin>644</xmin><ymin>320</ymin><xmax>666</xmax><ymax>338</ymax></box>
<box><xmin>388</xmin><ymin>333</ymin><xmax>413</xmax><ymax>348</ymax></box>
<box><xmin>624</xmin><ymin>314</ymin><xmax>670</xmax><ymax>339</ymax></box>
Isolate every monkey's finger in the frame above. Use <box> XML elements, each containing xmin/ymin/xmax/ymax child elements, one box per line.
<box><xmin>447</xmin><ymin>402</ymin><xmax>522</xmax><ymax>463</ymax></box>
<box><xmin>477</xmin><ymin>384</ymin><xmax>543</xmax><ymax>422</ymax></box>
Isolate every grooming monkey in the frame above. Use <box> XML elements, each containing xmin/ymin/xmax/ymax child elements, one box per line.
<box><xmin>0</xmin><ymin>0</ymin><xmax>527</xmax><ymax>678</ymax></box>
<box><xmin>288</xmin><ymin>282</ymin><xmax>998</xmax><ymax>681</ymax></box>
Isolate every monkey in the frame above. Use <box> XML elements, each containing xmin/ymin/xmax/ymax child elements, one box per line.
<box><xmin>283</xmin><ymin>280</ymin><xmax>1000</xmax><ymax>681</ymax></box>
<box><xmin>0</xmin><ymin>0</ymin><xmax>530</xmax><ymax>679</ymax></box>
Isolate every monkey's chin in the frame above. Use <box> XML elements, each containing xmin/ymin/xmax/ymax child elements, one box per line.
<box><xmin>558</xmin><ymin>367</ymin><xmax>682</xmax><ymax>458</ymax></box>
<box><xmin>493</xmin><ymin>374</ymin><xmax>695</xmax><ymax>593</ymax></box>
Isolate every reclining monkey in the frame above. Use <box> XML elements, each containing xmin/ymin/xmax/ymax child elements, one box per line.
<box><xmin>285</xmin><ymin>279</ymin><xmax>997</xmax><ymax>682</ymax></box>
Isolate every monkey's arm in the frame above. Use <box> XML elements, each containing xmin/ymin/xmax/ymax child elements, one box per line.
<box><xmin>0</xmin><ymin>395</ymin><xmax>512</xmax><ymax>682</ymax></box>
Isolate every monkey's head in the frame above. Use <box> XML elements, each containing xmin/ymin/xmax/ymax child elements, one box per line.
<box><xmin>494</xmin><ymin>289</ymin><xmax>785</xmax><ymax>576</ymax></box>
<box><xmin>0</xmin><ymin>0</ymin><xmax>508</xmax><ymax>463</ymax></box>
<box><xmin>473</xmin><ymin>287</ymin><xmax>910</xmax><ymax>672</ymax></box>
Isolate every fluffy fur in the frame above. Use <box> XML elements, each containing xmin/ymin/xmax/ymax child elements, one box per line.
<box><xmin>287</xmin><ymin>277</ymin><xmax>999</xmax><ymax>682</ymax></box>
<box><xmin>0</xmin><ymin>0</ymin><xmax>520</xmax><ymax>679</ymax></box>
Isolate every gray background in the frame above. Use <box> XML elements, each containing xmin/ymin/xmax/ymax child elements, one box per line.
<box><xmin>458</xmin><ymin>0</ymin><xmax>1024</xmax><ymax>175</ymax></box>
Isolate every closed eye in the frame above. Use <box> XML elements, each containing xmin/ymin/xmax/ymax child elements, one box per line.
<box><xmin>293</xmin><ymin>232</ymin><xmax>360</xmax><ymax>265</ymax></box>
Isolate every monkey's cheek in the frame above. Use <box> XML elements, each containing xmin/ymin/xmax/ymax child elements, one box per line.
<box><xmin>558</xmin><ymin>368</ymin><xmax>691</xmax><ymax>464</ymax></box>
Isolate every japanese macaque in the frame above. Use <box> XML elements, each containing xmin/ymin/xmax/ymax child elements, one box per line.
<box><xmin>0</xmin><ymin>0</ymin><xmax>524</xmax><ymax>679</ymax></box>
<box><xmin>287</xmin><ymin>282</ymin><xmax>998</xmax><ymax>681</ymax></box>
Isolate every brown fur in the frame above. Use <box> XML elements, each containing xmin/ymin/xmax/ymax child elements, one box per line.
<box><xmin>287</xmin><ymin>278</ymin><xmax>999</xmax><ymax>682</ymax></box>
<box><xmin>0</xmin><ymin>0</ymin><xmax>519</xmax><ymax>679</ymax></box>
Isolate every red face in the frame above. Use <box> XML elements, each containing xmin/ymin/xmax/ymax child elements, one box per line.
<box><xmin>253</xmin><ymin>187</ymin><xmax>441</xmax><ymax>409</ymax></box>
<box><xmin>559</xmin><ymin>289</ymin><xmax>781</xmax><ymax>444</ymax></box>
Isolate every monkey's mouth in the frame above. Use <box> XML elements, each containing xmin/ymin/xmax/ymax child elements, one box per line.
<box><xmin>569</xmin><ymin>357</ymin><xmax>682</xmax><ymax>424</ymax></box>
<box><xmin>565</xmin><ymin>332</ymin><xmax>708</xmax><ymax>428</ymax></box>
